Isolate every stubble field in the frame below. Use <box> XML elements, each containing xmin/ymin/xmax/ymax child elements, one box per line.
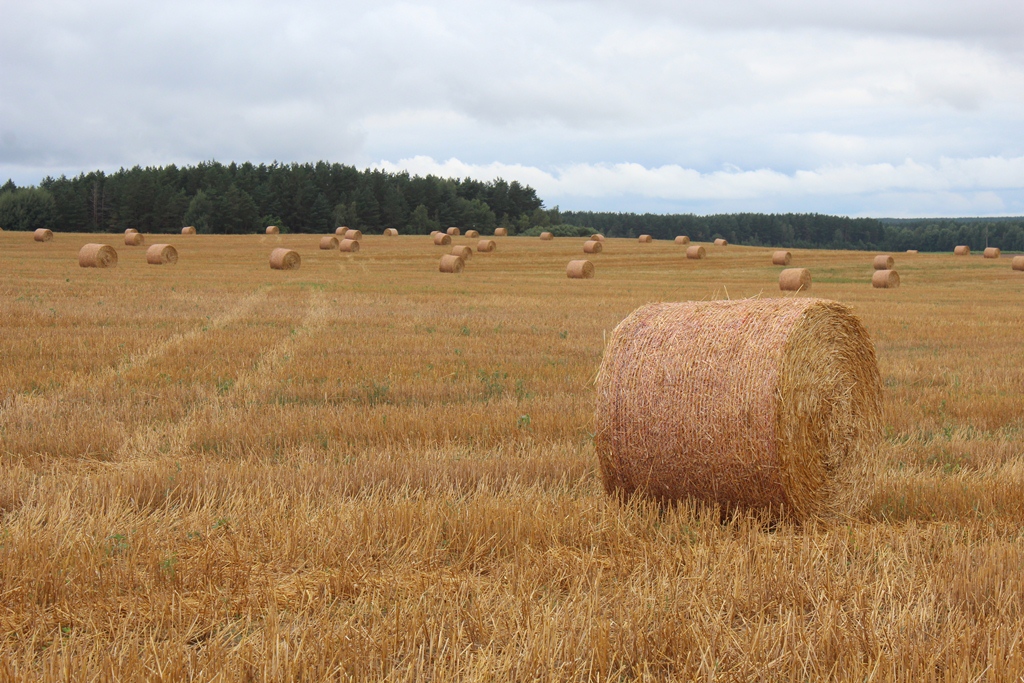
<box><xmin>1</xmin><ymin>231</ymin><xmax>1023</xmax><ymax>681</ymax></box>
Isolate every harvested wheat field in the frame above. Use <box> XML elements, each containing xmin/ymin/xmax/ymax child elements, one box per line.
<box><xmin>1</xmin><ymin>233</ymin><xmax>1024</xmax><ymax>680</ymax></box>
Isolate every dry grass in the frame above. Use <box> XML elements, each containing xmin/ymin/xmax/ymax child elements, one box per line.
<box><xmin>2</xmin><ymin>234</ymin><xmax>1024</xmax><ymax>680</ymax></box>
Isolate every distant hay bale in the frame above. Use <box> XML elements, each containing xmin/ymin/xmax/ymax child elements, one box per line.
<box><xmin>772</xmin><ymin>250</ymin><xmax>792</xmax><ymax>266</ymax></box>
<box><xmin>540</xmin><ymin>232</ymin><xmax>554</xmax><ymax>240</ymax></box>
<box><xmin>594</xmin><ymin>298</ymin><xmax>881</xmax><ymax>520</ymax></box>
<box><xmin>344</xmin><ymin>229</ymin><xmax>362</xmax><ymax>240</ymax></box>
<box><xmin>984</xmin><ymin>247</ymin><xmax>1001</xmax><ymax>259</ymax></box>
<box><xmin>124</xmin><ymin>231</ymin><xmax>144</xmax><ymax>246</ymax></box>
<box><xmin>1012</xmin><ymin>256</ymin><xmax>1024</xmax><ymax>271</ymax></box>
<box><xmin>125</xmin><ymin>229</ymin><xmax>138</xmax><ymax>236</ymax></box>
<box><xmin>638</xmin><ymin>234</ymin><xmax>652</xmax><ymax>243</ymax></box>
<box><xmin>383</xmin><ymin>228</ymin><xmax>398</xmax><ymax>236</ymax></box>
<box><xmin>872</xmin><ymin>270</ymin><xmax>900</xmax><ymax>288</ymax></box>
<box><xmin>477</xmin><ymin>239</ymin><xmax>496</xmax><ymax>252</ymax></box>
<box><xmin>674</xmin><ymin>236</ymin><xmax>690</xmax><ymax>245</ymax></box>
<box><xmin>182</xmin><ymin>226</ymin><xmax>196</xmax><ymax>235</ymax></box>
<box><xmin>591</xmin><ymin>234</ymin><xmax>605</xmax><ymax>241</ymax></box>
<box><xmin>714</xmin><ymin>238</ymin><xmax>728</xmax><ymax>246</ymax></box>
<box><xmin>430</xmin><ymin>231</ymin><xmax>440</xmax><ymax>237</ymax></box>
<box><xmin>686</xmin><ymin>245</ymin><xmax>706</xmax><ymax>260</ymax></box>
<box><xmin>873</xmin><ymin>255</ymin><xmax>894</xmax><ymax>270</ymax></box>
<box><xmin>779</xmin><ymin>268</ymin><xmax>811</xmax><ymax>291</ymax></box>
<box><xmin>78</xmin><ymin>243</ymin><xmax>117</xmax><ymax>268</ymax></box>
<box><xmin>339</xmin><ymin>239</ymin><xmax>360</xmax><ymax>253</ymax></box>
<box><xmin>266</xmin><ymin>226</ymin><xmax>280</xmax><ymax>235</ymax></box>
<box><xmin>269</xmin><ymin>248</ymin><xmax>300</xmax><ymax>270</ymax></box>
<box><xmin>954</xmin><ymin>245</ymin><xmax>970</xmax><ymax>255</ymax></box>
<box><xmin>439</xmin><ymin>254</ymin><xmax>465</xmax><ymax>273</ymax></box>
<box><xmin>451</xmin><ymin>245</ymin><xmax>473</xmax><ymax>260</ymax></box>
<box><xmin>335</xmin><ymin>226</ymin><xmax>348</xmax><ymax>235</ymax></box>
<box><xmin>433</xmin><ymin>232</ymin><xmax>451</xmax><ymax>246</ymax></box>
<box><xmin>145</xmin><ymin>244</ymin><xmax>178</xmax><ymax>265</ymax></box>
<box><xmin>319</xmin><ymin>236</ymin><xmax>340</xmax><ymax>250</ymax></box>
<box><xmin>33</xmin><ymin>229</ymin><xmax>53</xmax><ymax>242</ymax></box>
<box><xmin>465</xmin><ymin>229</ymin><xmax>480</xmax><ymax>238</ymax></box>
<box><xmin>906</xmin><ymin>249</ymin><xmax>918</xmax><ymax>254</ymax></box>
<box><xmin>494</xmin><ymin>228</ymin><xmax>508</xmax><ymax>236</ymax></box>
<box><xmin>583</xmin><ymin>240</ymin><xmax>603</xmax><ymax>254</ymax></box>
<box><xmin>566</xmin><ymin>259</ymin><xmax>594</xmax><ymax>279</ymax></box>
<box><xmin>447</xmin><ymin>227</ymin><xmax>461</xmax><ymax>236</ymax></box>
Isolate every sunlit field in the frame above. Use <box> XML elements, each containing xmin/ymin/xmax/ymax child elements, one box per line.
<box><xmin>2</xmin><ymin>231</ymin><xmax>1023</xmax><ymax>681</ymax></box>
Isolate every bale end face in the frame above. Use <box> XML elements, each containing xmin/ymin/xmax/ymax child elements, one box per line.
<box><xmin>266</xmin><ymin>226</ymin><xmax>280</xmax><ymax>235</ymax></box>
<box><xmin>772</xmin><ymin>250</ymin><xmax>792</xmax><ymax>266</ymax></box>
<box><xmin>984</xmin><ymin>247</ymin><xmax>1001</xmax><ymax>259</ymax></box>
<box><xmin>873</xmin><ymin>255</ymin><xmax>894</xmax><ymax>270</ymax></box>
<box><xmin>446</xmin><ymin>227</ymin><xmax>461</xmax><ymax>236</ymax></box>
<box><xmin>714</xmin><ymin>238</ymin><xmax>728</xmax><ymax>246</ymax></box>
<box><xmin>78</xmin><ymin>244</ymin><xmax>118</xmax><ymax>268</ymax></box>
<box><xmin>540</xmin><ymin>232</ymin><xmax>554</xmax><ymax>240</ymax></box>
<box><xmin>34</xmin><ymin>229</ymin><xmax>53</xmax><ymax>242</ymax></box>
<box><xmin>872</xmin><ymin>270</ymin><xmax>900</xmax><ymax>288</ymax></box>
<box><xmin>146</xmin><ymin>244</ymin><xmax>178</xmax><ymax>265</ymax></box>
<box><xmin>566</xmin><ymin>259</ymin><xmax>594</xmax><ymax>279</ymax></box>
<box><xmin>954</xmin><ymin>245</ymin><xmax>970</xmax><ymax>255</ymax></box>
<box><xmin>439</xmin><ymin>254</ymin><xmax>465</xmax><ymax>273</ymax></box>
<box><xmin>674</xmin><ymin>236</ymin><xmax>690</xmax><ymax>245</ymax></box>
<box><xmin>319</xmin><ymin>236</ymin><xmax>340</xmax><ymax>250</ymax></box>
<box><xmin>779</xmin><ymin>268</ymin><xmax>811</xmax><ymax>291</ymax></box>
<box><xmin>1012</xmin><ymin>256</ymin><xmax>1024</xmax><ymax>271</ymax></box>
<box><xmin>583</xmin><ymin>240</ymin><xmax>603</xmax><ymax>254</ymax></box>
<box><xmin>494</xmin><ymin>228</ymin><xmax>508</xmax><ymax>236</ymax></box>
<box><xmin>339</xmin><ymin>239</ymin><xmax>360</xmax><ymax>253</ymax></box>
<box><xmin>451</xmin><ymin>245</ymin><xmax>473</xmax><ymax>260</ymax></box>
<box><xmin>433</xmin><ymin>233</ymin><xmax>451</xmax><ymax>246</ymax></box>
<box><xmin>477</xmin><ymin>239</ymin><xmax>496</xmax><ymax>252</ymax></box>
<box><xmin>269</xmin><ymin>248</ymin><xmax>300</xmax><ymax>270</ymax></box>
<box><xmin>686</xmin><ymin>245</ymin><xmax>706</xmax><ymax>260</ymax></box>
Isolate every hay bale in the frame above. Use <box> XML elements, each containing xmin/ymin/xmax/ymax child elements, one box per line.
<box><xmin>906</xmin><ymin>249</ymin><xmax>918</xmax><ymax>254</ymax></box>
<box><xmin>566</xmin><ymin>259</ymin><xmax>594</xmax><ymax>279</ymax></box>
<box><xmin>319</xmin><ymin>236</ymin><xmax>340</xmax><ymax>250</ymax></box>
<box><xmin>477</xmin><ymin>239</ymin><xmax>496</xmax><ymax>252</ymax></box>
<box><xmin>984</xmin><ymin>247</ymin><xmax>1001</xmax><ymax>259</ymax></box>
<box><xmin>465</xmin><ymin>229</ymin><xmax>480</xmax><ymax>239</ymax></box>
<box><xmin>336</xmin><ymin>226</ymin><xmax>348</xmax><ymax>235</ymax></box>
<box><xmin>269</xmin><ymin>248</ymin><xmax>300</xmax><ymax>270</ymax></box>
<box><xmin>772</xmin><ymin>250</ymin><xmax>792</xmax><ymax>266</ymax></box>
<box><xmin>714</xmin><ymin>238</ymin><xmax>728</xmax><ymax>246</ymax></box>
<box><xmin>447</xmin><ymin>227</ymin><xmax>461</xmax><ymax>236</ymax></box>
<box><xmin>383</xmin><ymin>228</ymin><xmax>398</xmax><ymax>236</ymax></box>
<box><xmin>494</xmin><ymin>228</ymin><xmax>508</xmax><ymax>236</ymax></box>
<box><xmin>540</xmin><ymin>232</ymin><xmax>554</xmax><ymax>240</ymax></box>
<box><xmin>1012</xmin><ymin>256</ymin><xmax>1024</xmax><ymax>271</ymax></box>
<box><xmin>591</xmin><ymin>234</ymin><xmax>605</xmax><ymax>241</ymax></box>
<box><xmin>686</xmin><ymin>245</ymin><xmax>706</xmax><ymax>260</ymax></box>
<box><xmin>595</xmin><ymin>298</ymin><xmax>881</xmax><ymax>520</ymax></box>
<box><xmin>873</xmin><ymin>255</ymin><xmax>894</xmax><ymax>270</ymax></box>
<box><xmin>430</xmin><ymin>231</ymin><xmax>440</xmax><ymax>237</ymax></box>
<box><xmin>872</xmin><ymin>270</ymin><xmax>900</xmax><ymax>288</ymax></box>
<box><xmin>344</xmin><ymin>229</ymin><xmax>362</xmax><ymax>241</ymax></box>
<box><xmin>433</xmin><ymin>233</ymin><xmax>451</xmax><ymax>246</ymax></box>
<box><xmin>954</xmin><ymin>245</ymin><xmax>970</xmax><ymax>255</ymax></box>
<box><xmin>146</xmin><ymin>244</ymin><xmax>178</xmax><ymax>265</ymax></box>
<box><xmin>674</xmin><ymin>236</ymin><xmax>690</xmax><ymax>245</ymax></box>
<box><xmin>583</xmin><ymin>240</ymin><xmax>603</xmax><ymax>254</ymax></box>
<box><xmin>124</xmin><ymin>231</ymin><xmax>144</xmax><ymax>246</ymax></box>
<box><xmin>779</xmin><ymin>268</ymin><xmax>811</xmax><ymax>291</ymax></box>
<box><xmin>125</xmin><ymin>229</ymin><xmax>138</xmax><ymax>236</ymax></box>
<box><xmin>78</xmin><ymin>243</ymin><xmax>117</xmax><ymax>268</ymax></box>
<box><xmin>451</xmin><ymin>245</ymin><xmax>473</xmax><ymax>260</ymax></box>
<box><xmin>439</xmin><ymin>254</ymin><xmax>465</xmax><ymax>273</ymax></box>
<box><xmin>266</xmin><ymin>226</ymin><xmax>280</xmax><ymax>235</ymax></box>
<box><xmin>33</xmin><ymin>229</ymin><xmax>53</xmax><ymax>242</ymax></box>
<box><xmin>339</xmin><ymin>239</ymin><xmax>360</xmax><ymax>253</ymax></box>
<box><xmin>182</xmin><ymin>226</ymin><xmax>196</xmax><ymax>235</ymax></box>
<box><xmin>638</xmin><ymin>234</ymin><xmax>652</xmax><ymax>243</ymax></box>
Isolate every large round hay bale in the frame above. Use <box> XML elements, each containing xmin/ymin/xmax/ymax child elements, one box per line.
<box><xmin>320</xmin><ymin>236</ymin><xmax>340</xmax><ymax>250</ymax></box>
<box><xmin>674</xmin><ymin>236</ymin><xmax>690</xmax><ymax>245</ymax></box>
<box><xmin>540</xmin><ymin>232</ymin><xmax>554</xmax><ymax>240</ymax></box>
<box><xmin>566</xmin><ymin>259</ymin><xmax>594</xmax><ymax>279</ymax></box>
<box><xmin>714</xmin><ymin>238</ymin><xmax>728</xmax><ymax>246</ymax></box>
<box><xmin>266</xmin><ymin>226</ymin><xmax>280</xmax><ymax>235</ymax></box>
<box><xmin>433</xmin><ymin>232</ymin><xmax>451</xmax><ymax>246</ymax></box>
<box><xmin>583</xmin><ymin>240</ymin><xmax>603</xmax><ymax>254</ymax></box>
<box><xmin>1012</xmin><ymin>256</ymin><xmax>1024</xmax><ymax>271</ymax></box>
<box><xmin>182</xmin><ymin>226</ymin><xmax>196</xmax><ymax>235</ymax></box>
<box><xmin>984</xmin><ymin>247</ymin><xmax>1001</xmax><ymax>259</ymax></box>
<box><xmin>779</xmin><ymin>268</ymin><xmax>811</xmax><ymax>291</ymax></box>
<box><xmin>465</xmin><ymin>229</ymin><xmax>480</xmax><ymax>239</ymax></box>
<box><xmin>595</xmin><ymin>298</ymin><xmax>881</xmax><ymax>520</ymax></box>
<box><xmin>451</xmin><ymin>245</ymin><xmax>473</xmax><ymax>260</ymax></box>
<box><xmin>439</xmin><ymin>254</ymin><xmax>465</xmax><ymax>273</ymax></box>
<box><xmin>638</xmin><ymin>234</ymin><xmax>652</xmax><ymax>243</ymax></box>
<box><xmin>447</xmin><ymin>227</ymin><xmax>461</xmax><ymax>236</ymax></box>
<box><xmin>344</xmin><ymin>229</ymin><xmax>362</xmax><ymax>241</ymax></box>
<box><xmin>78</xmin><ymin>244</ymin><xmax>117</xmax><ymax>268</ymax></box>
<box><xmin>906</xmin><ymin>249</ymin><xmax>918</xmax><ymax>254</ymax></box>
<box><xmin>34</xmin><ymin>229</ymin><xmax>53</xmax><ymax>242</ymax></box>
<box><xmin>335</xmin><ymin>226</ymin><xmax>348</xmax><ymax>235</ymax></box>
<box><xmin>339</xmin><ymin>239</ymin><xmax>360</xmax><ymax>253</ymax></box>
<box><xmin>269</xmin><ymin>248</ymin><xmax>300</xmax><ymax>270</ymax></box>
<box><xmin>591</xmin><ymin>234</ymin><xmax>605</xmax><ymax>242</ymax></box>
<box><xmin>954</xmin><ymin>245</ymin><xmax>970</xmax><ymax>255</ymax></box>
<box><xmin>772</xmin><ymin>250</ymin><xmax>792</xmax><ymax>266</ymax></box>
<box><xmin>477</xmin><ymin>239</ymin><xmax>496</xmax><ymax>252</ymax></box>
<box><xmin>873</xmin><ymin>254</ymin><xmax>894</xmax><ymax>270</ymax></box>
<box><xmin>146</xmin><ymin>244</ymin><xmax>178</xmax><ymax>265</ymax></box>
<box><xmin>383</xmin><ymin>228</ymin><xmax>398</xmax><ymax>236</ymax></box>
<box><xmin>686</xmin><ymin>245</ymin><xmax>706</xmax><ymax>260</ymax></box>
<box><xmin>494</xmin><ymin>228</ymin><xmax>508</xmax><ymax>236</ymax></box>
<box><xmin>872</xmin><ymin>270</ymin><xmax>900</xmax><ymax>288</ymax></box>
<box><xmin>124</xmin><ymin>231</ymin><xmax>144</xmax><ymax>246</ymax></box>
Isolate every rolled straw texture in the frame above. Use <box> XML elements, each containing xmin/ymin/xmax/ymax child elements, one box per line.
<box><xmin>344</xmin><ymin>229</ymin><xmax>362</xmax><ymax>241</ymax></box>
<box><xmin>451</xmin><ymin>245</ymin><xmax>473</xmax><ymax>260</ymax></box>
<box><xmin>34</xmin><ymin>229</ymin><xmax>53</xmax><ymax>242</ymax></box>
<box><xmin>954</xmin><ymin>245</ymin><xmax>970</xmax><ymax>255</ymax></box>
<box><xmin>383</xmin><ymin>228</ymin><xmax>398</xmax><ymax>236</ymax></box>
<box><xmin>873</xmin><ymin>255</ymin><xmax>894</xmax><ymax>270</ymax></box>
<box><xmin>439</xmin><ymin>254</ymin><xmax>465</xmax><ymax>273</ymax></box>
<box><xmin>335</xmin><ymin>226</ymin><xmax>348</xmax><ymax>235</ymax></box>
<box><xmin>583</xmin><ymin>240</ymin><xmax>603</xmax><ymax>254</ymax></box>
<box><xmin>465</xmin><ymin>230</ymin><xmax>480</xmax><ymax>238</ymax></box>
<box><xmin>984</xmin><ymin>247</ymin><xmax>1001</xmax><ymax>258</ymax></box>
<box><xmin>595</xmin><ymin>298</ymin><xmax>881</xmax><ymax>520</ymax></box>
<box><xmin>447</xmin><ymin>227</ymin><xmax>461</xmax><ymax>236</ymax></box>
<box><xmin>146</xmin><ymin>244</ymin><xmax>178</xmax><ymax>265</ymax></box>
<box><xmin>433</xmin><ymin>233</ymin><xmax>451</xmax><ymax>246</ymax></box>
<box><xmin>872</xmin><ymin>270</ymin><xmax>900</xmax><ymax>288</ymax></box>
<box><xmin>78</xmin><ymin>244</ymin><xmax>117</xmax><ymax>268</ymax></box>
<box><xmin>494</xmin><ymin>228</ymin><xmax>508</xmax><ymax>236</ymax></box>
<box><xmin>638</xmin><ymin>234</ymin><xmax>652</xmax><ymax>243</ymax></box>
<box><xmin>779</xmin><ymin>268</ymin><xmax>812</xmax><ymax>291</ymax></box>
<box><xmin>339</xmin><ymin>239</ymin><xmax>360</xmax><ymax>253</ymax></box>
<box><xmin>1012</xmin><ymin>256</ymin><xmax>1024</xmax><ymax>271</ymax></box>
<box><xmin>566</xmin><ymin>260</ymin><xmax>594</xmax><ymax>279</ymax></box>
<box><xmin>269</xmin><ymin>248</ymin><xmax>300</xmax><ymax>270</ymax></box>
<box><xmin>714</xmin><ymin>238</ymin><xmax>728</xmax><ymax>246</ymax></box>
<box><xmin>591</xmin><ymin>234</ymin><xmax>605</xmax><ymax>242</ymax></box>
<box><xmin>686</xmin><ymin>245</ymin><xmax>706</xmax><ymax>260</ymax></box>
<box><xmin>477</xmin><ymin>239</ymin><xmax>496</xmax><ymax>252</ymax></box>
<box><xmin>772</xmin><ymin>251</ymin><xmax>792</xmax><ymax>266</ymax></box>
<box><xmin>906</xmin><ymin>250</ymin><xmax>918</xmax><ymax>254</ymax></box>
<box><xmin>319</xmin><ymin>236</ymin><xmax>340</xmax><ymax>250</ymax></box>
<box><xmin>181</xmin><ymin>226</ymin><xmax>196</xmax><ymax>235</ymax></box>
<box><xmin>674</xmin><ymin>236</ymin><xmax>690</xmax><ymax>245</ymax></box>
<box><xmin>266</xmin><ymin>226</ymin><xmax>280</xmax><ymax>235</ymax></box>
<box><xmin>540</xmin><ymin>232</ymin><xmax>554</xmax><ymax>240</ymax></box>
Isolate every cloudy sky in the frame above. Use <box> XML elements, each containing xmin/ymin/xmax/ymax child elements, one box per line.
<box><xmin>2</xmin><ymin>0</ymin><xmax>1023</xmax><ymax>216</ymax></box>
